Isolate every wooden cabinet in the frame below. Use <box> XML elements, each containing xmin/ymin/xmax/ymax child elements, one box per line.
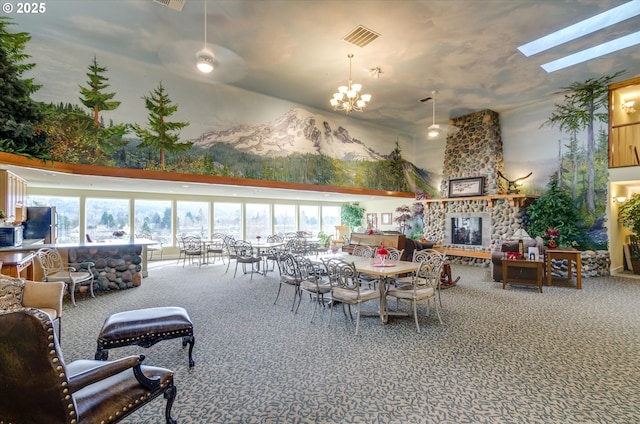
<box><xmin>344</xmin><ymin>233</ymin><xmax>406</xmax><ymax>256</ymax></box>
<box><xmin>0</xmin><ymin>170</ymin><xmax>27</xmax><ymax>222</ymax></box>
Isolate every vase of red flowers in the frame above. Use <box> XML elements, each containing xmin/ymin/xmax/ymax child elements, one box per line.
<box><xmin>377</xmin><ymin>244</ymin><xmax>389</xmax><ymax>265</ymax></box>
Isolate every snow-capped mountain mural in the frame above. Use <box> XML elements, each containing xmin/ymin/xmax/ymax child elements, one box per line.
<box><xmin>193</xmin><ymin>108</ymin><xmax>386</xmax><ymax>161</ymax></box>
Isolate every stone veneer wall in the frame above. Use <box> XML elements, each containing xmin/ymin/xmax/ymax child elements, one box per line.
<box><xmin>440</xmin><ymin>109</ymin><xmax>506</xmax><ymax>196</ymax></box>
<box><xmin>423</xmin><ymin>108</ymin><xmax>610</xmax><ymax>276</ymax></box>
<box><xmin>423</xmin><ymin>198</ymin><xmax>528</xmax><ymax>251</ymax></box>
<box><xmin>68</xmin><ymin>245</ymin><xmax>143</xmax><ymax>292</ymax></box>
<box><xmin>426</xmin><ymin>109</ymin><xmax>524</xmax><ymax>249</ymax></box>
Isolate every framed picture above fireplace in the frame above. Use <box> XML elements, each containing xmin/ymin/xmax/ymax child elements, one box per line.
<box><xmin>448</xmin><ymin>177</ymin><xmax>484</xmax><ymax>198</ymax></box>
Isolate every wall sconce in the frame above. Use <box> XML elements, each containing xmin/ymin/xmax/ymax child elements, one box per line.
<box><xmin>613</xmin><ymin>196</ymin><xmax>627</xmax><ymax>203</ymax></box>
<box><xmin>621</xmin><ymin>100</ymin><xmax>636</xmax><ymax>114</ymax></box>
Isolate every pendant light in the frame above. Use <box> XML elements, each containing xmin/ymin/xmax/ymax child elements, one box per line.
<box><xmin>428</xmin><ymin>90</ymin><xmax>440</xmax><ymax>138</ymax></box>
<box><xmin>196</xmin><ymin>0</ymin><xmax>215</xmax><ymax>73</ymax></box>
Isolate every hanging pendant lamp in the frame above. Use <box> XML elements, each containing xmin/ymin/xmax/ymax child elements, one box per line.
<box><xmin>196</xmin><ymin>0</ymin><xmax>215</xmax><ymax>73</ymax></box>
<box><xmin>428</xmin><ymin>90</ymin><xmax>440</xmax><ymax>138</ymax></box>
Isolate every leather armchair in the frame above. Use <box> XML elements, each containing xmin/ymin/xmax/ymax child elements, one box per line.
<box><xmin>0</xmin><ymin>308</ymin><xmax>177</xmax><ymax>424</ymax></box>
<box><xmin>491</xmin><ymin>238</ymin><xmax>543</xmax><ymax>282</ymax></box>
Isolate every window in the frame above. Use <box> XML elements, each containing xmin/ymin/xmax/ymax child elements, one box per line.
<box><xmin>134</xmin><ymin>199</ymin><xmax>172</xmax><ymax>245</ymax></box>
<box><xmin>273</xmin><ymin>204</ymin><xmax>296</xmax><ymax>235</ymax></box>
<box><xmin>245</xmin><ymin>203</ymin><xmax>270</xmax><ymax>239</ymax></box>
<box><xmin>86</xmin><ymin>198</ymin><xmax>130</xmax><ymax>241</ymax></box>
<box><xmin>176</xmin><ymin>201</ymin><xmax>209</xmax><ymax>238</ymax></box>
<box><xmin>27</xmin><ymin>195</ymin><xmax>80</xmax><ymax>243</ymax></box>
<box><xmin>321</xmin><ymin>205</ymin><xmax>341</xmax><ymax>235</ymax></box>
<box><xmin>299</xmin><ymin>205</ymin><xmax>319</xmax><ymax>235</ymax></box>
<box><xmin>213</xmin><ymin>202</ymin><xmax>242</xmax><ymax>238</ymax></box>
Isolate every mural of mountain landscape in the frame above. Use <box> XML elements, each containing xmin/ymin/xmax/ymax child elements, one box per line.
<box><xmin>124</xmin><ymin>107</ymin><xmax>439</xmax><ymax>195</ymax></box>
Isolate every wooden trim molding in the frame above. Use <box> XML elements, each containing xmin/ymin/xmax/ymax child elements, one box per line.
<box><xmin>0</xmin><ymin>152</ymin><xmax>415</xmax><ymax>199</ymax></box>
<box><xmin>422</xmin><ymin>194</ymin><xmax>539</xmax><ymax>208</ymax></box>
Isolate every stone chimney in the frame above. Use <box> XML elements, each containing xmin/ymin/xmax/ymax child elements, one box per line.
<box><xmin>439</xmin><ymin>109</ymin><xmax>506</xmax><ymax>197</ymax></box>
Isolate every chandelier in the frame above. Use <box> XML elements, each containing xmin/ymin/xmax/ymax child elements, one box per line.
<box><xmin>330</xmin><ymin>54</ymin><xmax>371</xmax><ymax>113</ymax></box>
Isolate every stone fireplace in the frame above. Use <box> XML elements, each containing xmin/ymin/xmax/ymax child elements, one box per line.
<box><xmin>422</xmin><ymin>109</ymin><xmax>533</xmax><ymax>255</ymax></box>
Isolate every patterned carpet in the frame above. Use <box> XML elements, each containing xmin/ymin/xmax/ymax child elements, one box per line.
<box><xmin>59</xmin><ymin>259</ymin><xmax>640</xmax><ymax>424</ymax></box>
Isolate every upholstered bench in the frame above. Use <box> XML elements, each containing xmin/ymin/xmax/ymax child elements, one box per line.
<box><xmin>95</xmin><ymin>306</ymin><xmax>195</xmax><ymax>368</ymax></box>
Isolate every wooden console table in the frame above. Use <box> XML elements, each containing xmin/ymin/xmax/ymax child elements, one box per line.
<box><xmin>0</xmin><ymin>251</ymin><xmax>35</xmax><ymax>280</ymax></box>
<box><xmin>546</xmin><ymin>249</ymin><xmax>582</xmax><ymax>289</ymax></box>
<box><xmin>502</xmin><ymin>258</ymin><xmax>544</xmax><ymax>293</ymax></box>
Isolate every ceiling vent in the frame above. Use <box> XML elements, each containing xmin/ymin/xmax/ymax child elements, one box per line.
<box><xmin>153</xmin><ymin>0</ymin><xmax>186</xmax><ymax>12</ymax></box>
<box><xmin>343</xmin><ymin>25</ymin><xmax>380</xmax><ymax>48</ymax></box>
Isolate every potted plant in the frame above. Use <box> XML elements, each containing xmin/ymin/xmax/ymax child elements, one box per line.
<box><xmin>341</xmin><ymin>202</ymin><xmax>365</xmax><ymax>232</ymax></box>
<box><xmin>618</xmin><ymin>193</ymin><xmax>640</xmax><ymax>274</ymax></box>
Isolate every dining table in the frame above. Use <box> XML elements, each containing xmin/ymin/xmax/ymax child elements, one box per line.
<box><xmin>307</xmin><ymin>253</ymin><xmax>419</xmax><ymax>324</ymax></box>
<box><xmin>354</xmin><ymin>258</ymin><xmax>420</xmax><ymax>324</ymax></box>
<box><xmin>251</xmin><ymin>241</ymin><xmax>286</xmax><ymax>275</ymax></box>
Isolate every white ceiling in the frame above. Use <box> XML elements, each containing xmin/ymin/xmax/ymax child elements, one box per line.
<box><xmin>6</xmin><ymin>0</ymin><xmax>640</xmax><ymax>201</ymax></box>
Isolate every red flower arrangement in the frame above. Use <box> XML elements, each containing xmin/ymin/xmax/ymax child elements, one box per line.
<box><xmin>544</xmin><ymin>228</ymin><xmax>559</xmax><ymax>248</ymax></box>
<box><xmin>377</xmin><ymin>244</ymin><xmax>389</xmax><ymax>263</ymax></box>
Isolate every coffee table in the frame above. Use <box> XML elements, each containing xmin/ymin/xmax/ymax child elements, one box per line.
<box><xmin>502</xmin><ymin>258</ymin><xmax>544</xmax><ymax>293</ymax></box>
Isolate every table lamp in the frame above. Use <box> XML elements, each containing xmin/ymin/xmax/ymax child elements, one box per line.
<box><xmin>511</xmin><ymin>228</ymin><xmax>531</xmax><ymax>255</ymax></box>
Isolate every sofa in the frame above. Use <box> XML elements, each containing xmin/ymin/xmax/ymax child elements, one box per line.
<box><xmin>491</xmin><ymin>237</ymin><xmax>544</xmax><ymax>282</ymax></box>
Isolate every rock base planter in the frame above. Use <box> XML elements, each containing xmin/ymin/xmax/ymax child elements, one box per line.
<box><xmin>68</xmin><ymin>245</ymin><xmax>143</xmax><ymax>292</ymax></box>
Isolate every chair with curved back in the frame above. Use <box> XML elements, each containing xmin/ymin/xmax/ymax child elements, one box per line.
<box><xmin>264</xmin><ymin>234</ymin><xmax>285</xmax><ymax>272</ymax></box>
<box><xmin>328</xmin><ymin>259</ymin><xmax>380</xmax><ymax>336</ymax></box>
<box><xmin>273</xmin><ymin>252</ymin><xmax>302</xmax><ymax>311</ymax></box>
<box><xmin>397</xmin><ymin>248</ymin><xmax>446</xmax><ymax>306</ymax></box>
<box><xmin>297</xmin><ymin>255</ymin><xmax>332</xmax><ymax>322</ymax></box>
<box><xmin>175</xmin><ymin>235</ymin><xmax>186</xmax><ymax>265</ymax></box>
<box><xmin>223</xmin><ymin>234</ymin><xmax>237</xmax><ymax>273</ymax></box>
<box><xmin>181</xmin><ymin>235</ymin><xmax>204</xmax><ymax>267</ymax></box>
<box><xmin>352</xmin><ymin>245</ymin><xmax>374</xmax><ymax>258</ymax></box>
<box><xmin>35</xmin><ymin>247</ymin><xmax>94</xmax><ymax>307</ymax></box>
<box><xmin>206</xmin><ymin>233</ymin><xmax>227</xmax><ymax>264</ymax></box>
<box><xmin>0</xmin><ymin>308</ymin><xmax>178</xmax><ymax>424</ymax></box>
<box><xmin>387</xmin><ymin>250</ymin><xmax>445</xmax><ymax>333</ymax></box>
<box><xmin>233</xmin><ymin>240</ymin><xmax>262</xmax><ymax>280</ymax></box>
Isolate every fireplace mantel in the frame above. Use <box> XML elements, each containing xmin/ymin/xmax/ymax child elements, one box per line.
<box><xmin>421</xmin><ymin>194</ymin><xmax>538</xmax><ymax>208</ymax></box>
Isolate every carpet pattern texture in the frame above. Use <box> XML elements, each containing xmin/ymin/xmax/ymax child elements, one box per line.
<box><xmin>58</xmin><ymin>260</ymin><xmax>640</xmax><ymax>423</ymax></box>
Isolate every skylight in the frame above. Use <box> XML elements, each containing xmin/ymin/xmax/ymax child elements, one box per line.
<box><xmin>541</xmin><ymin>31</ymin><xmax>640</xmax><ymax>73</ymax></box>
<box><xmin>517</xmin><ymin>0</ymin><xmax>640</xmax><ymax>72</ymax></box>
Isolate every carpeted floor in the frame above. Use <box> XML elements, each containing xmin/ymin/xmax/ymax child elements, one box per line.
<box><xmin>59</xmin><ymin>259</ymin><xmax>640</xmax><ymax>424</ymax></box>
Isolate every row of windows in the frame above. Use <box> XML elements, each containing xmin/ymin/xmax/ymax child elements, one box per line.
<box><xmin>28</xmin><ymin>196</ymin><xmax>341</xmax><ymax>246</ymax></box>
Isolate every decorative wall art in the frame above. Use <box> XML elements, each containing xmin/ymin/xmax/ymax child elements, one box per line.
<box><xmin>381</xmin><ymin>213</ymin><xmax>392</xmax><ymax>225</ymax></box>
<box><xmin>366</xmin><ymin>213</ymin><xmax>378</xmax><ymax>228</ymax></box>
<box><xmin>448</xmin><ymin>177</ymin><xmax>485</xmax><ymax>198</ymax></box>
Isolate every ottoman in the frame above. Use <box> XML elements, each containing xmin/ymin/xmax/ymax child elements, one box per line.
<box><xmin>95</xmin><ymin>306</ymin><xmax>195</xmax><ymax>368</ymax></box>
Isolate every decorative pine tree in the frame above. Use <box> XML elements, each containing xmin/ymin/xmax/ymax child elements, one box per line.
<box><xmin>79</xmin><ymin>55</ymin><xmax>121</xmax><ymax>127</ymax></box>
<box><xmin>0</xmin><ymin>21</ymin><xmax>47</xmax><ymax>159</ymax></box>
<box><xmin>134</xmin><ymin>82</ymin><xmax>191</xmax><ymax>169</ymax></box>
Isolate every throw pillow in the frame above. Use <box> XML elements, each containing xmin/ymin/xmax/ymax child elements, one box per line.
<box><xmin>0</xmin><ymin>276</ymin><xmax>25</xmax><ymax>312</ymax></box>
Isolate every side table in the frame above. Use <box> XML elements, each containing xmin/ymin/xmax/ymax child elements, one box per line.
<box><xmin>502</xmin><ymin>258</ymin><xmax>544</xmax><ymax>293</ymax></box>
<box><xmin>546</xmin><ymin>249</ymin><xmax>582</xmax><ymax>289</ymax></box>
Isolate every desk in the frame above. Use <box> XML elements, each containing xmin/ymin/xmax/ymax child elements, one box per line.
<box><xmin>546</xmin><ymin>249</ymin><xmax>582</xmax><ymax>289</ymax></box>
<box><xmin>0</xmin><ymin>251</ymin><xmax>35</xmax><ymax>280</ymax></box>
<box><xmin>502</xmin><ymin>259</ymin><xmax>544</xmax><ymax>293</ymax></box>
